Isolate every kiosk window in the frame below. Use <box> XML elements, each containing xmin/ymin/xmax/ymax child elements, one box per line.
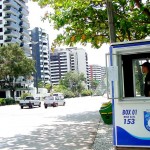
<box><xmin>122</xmin><ymin>53</ymin><xmax>150</xmax><ymax>98</ymax></box>
<box><xmin>133</xmin><ymin>60</ymin><xmax>145</xmax><ymax>97</ymax></box>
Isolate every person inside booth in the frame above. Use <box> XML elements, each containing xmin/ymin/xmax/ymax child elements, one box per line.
<box><xmin>141</xmin><ymin>62</ymin><xmax>150</xmax><ymax>97</ymax></box>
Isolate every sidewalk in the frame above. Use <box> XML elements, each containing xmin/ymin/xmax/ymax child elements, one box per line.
<box><xmin>91</xmin><ymin>118</ymin><xmax>114</xmax><ymax>150</ymax></box>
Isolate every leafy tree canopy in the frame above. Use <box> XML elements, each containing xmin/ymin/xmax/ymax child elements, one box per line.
<box><xmin>38</xmin><ymin>81</ymin><xmax>52</xmax><ymax>92</ymax></box>
<box><xmin>33</xmin><ymin>0</ymin><xmax>150</xmax><ymax>48</ymax></box>
<box><xmin>0</xmin><ymin>44</ymin><xmax>35</xmax><ymax>97</ymax></box>
<box><xmin>59</xmin><ymin>71</ymin><xmax>86</xmax><ymax>95</ymax></box>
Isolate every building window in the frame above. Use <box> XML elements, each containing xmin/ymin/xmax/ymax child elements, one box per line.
<box><xmin>0</xmin><ymin>5</ymin><xmax>2</xmax><ymax>9</ymax></box>
<box><xmin>0</xmin><ymin>13</ymin><xmax>2</xmax><ymax>17</ymax></box>
<box><xmin>0</xmin><ymin>28</ymin><xmax>3</xmax><ymax>32</ymax></box>
<box><xmin>0</xmin><ymin>20</ymin><xmax>2</xmax><ymax>24</ymax></box>
<box><xmin>0</xmin><ymin>36</ymin><xmax>3</xmax><ymax>40</ymax></box>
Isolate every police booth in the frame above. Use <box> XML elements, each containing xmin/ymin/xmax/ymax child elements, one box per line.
<box><xmin>107</xmin><ymin>40</ymin><xmax>150</xmax><ymax>149</ymax></box>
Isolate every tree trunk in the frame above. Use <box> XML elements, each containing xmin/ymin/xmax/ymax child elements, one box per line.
<box><xmin>10</xmin><ymin>89</ymin><xmax>15</xmax><ymax>99</ymax></box>
<box><xmin>106</xmin><ymin>0</ymin><xmax>116</xmax><ymax>43</ymax></box>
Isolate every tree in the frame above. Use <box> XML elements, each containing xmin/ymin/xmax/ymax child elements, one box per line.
<box><xmin>0</xmin><ymin>44</ymin><xmax>35</xmax><ymax>98</ymax></box>
<box><xmin>59</xmin><ymin>71</ymin><xmax>86</xmax><ymax>96</ymax></box>
<box><xmin>90</xmin><ymin>79</ymin><xmax>99</xmax><ymax>90</ymax></box>
<box><xmin>32</xmin><ymin>0</ymin><xmax>150</xmax><ymax>48</ymax></box>
<box><xmin>38</xmin><ymin>80</ymin><xmax>52</xmax><ymax>93</ymax></box>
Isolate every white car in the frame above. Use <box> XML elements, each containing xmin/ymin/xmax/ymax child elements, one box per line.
<box><xmin>19</xmin><ymin>96</ymin><xmax>41</xmax><ymax>109</ymax></box>
<box><xmin>53</xmin><ymin>93</ymin><xmax>64</xmax><ymax>99</ymax></box>
<box><xmin>44</xmin><ymin>96</ymin><xmax>66</xmax><ymax>108</ymax></box>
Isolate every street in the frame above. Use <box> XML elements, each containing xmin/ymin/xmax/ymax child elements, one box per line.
<box><xmin>0</xmin><ymin>96</ymin><xmax>107</xmax><ymax>150</ymax></box>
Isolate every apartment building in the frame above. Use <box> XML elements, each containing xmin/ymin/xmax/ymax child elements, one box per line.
<box><xmin>89</xmin><ymin>65</ymin><xmax>106</xmax><ymax>82</ymax></box>
<box><xmin>0</xmin><ymin>0</ymin><xmax>31</xmax><ymax>56</ymax></box>
<box><xmin>50</xmin><ymin>47</ymin><xmax>89</xmax><ymax>88</ymax></box>
<box><xmin>67</xmin><ymin>47</ymin><xmax>89</xmax><ymax>88</ymax></box>
<box><xmin>50</xmin><ymin>49</ymin><xmax>71</xmax><ymax>85</ymax></box>
<box><xmin>30</xmin><ymin>27</ymin><xmax>51</xmax><ymax>85</ymax></box>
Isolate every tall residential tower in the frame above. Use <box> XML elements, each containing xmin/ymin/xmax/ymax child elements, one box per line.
<box><xmin>50</xmin><ymin>47</ymin><xmax>89</xmax><ymax>88</ymax></box>
<box><xmin>30</xmin><ymin>27</ymin><xmax>51</xmax><ymax>86</ymax></box>
<box><xmin>0</xmin><ymin>0</ymin><xmax>31</xmax><ymax>56</ymax></box>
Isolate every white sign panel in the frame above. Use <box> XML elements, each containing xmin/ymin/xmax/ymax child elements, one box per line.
<box><xmin>108</xmin><ymin>66</ymin><xmax>118</xmax><ymax>82</ymax></box>
<box><xmin>114</xmin><ymin>102</ymin><xmax>150</xmax><ymax>147</ymax></box>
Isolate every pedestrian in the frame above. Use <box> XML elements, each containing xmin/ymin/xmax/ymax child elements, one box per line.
<box><xmin>141</xmin><ymin>62</ymin><xmax>150</xmax><ymax>97</ymax></box>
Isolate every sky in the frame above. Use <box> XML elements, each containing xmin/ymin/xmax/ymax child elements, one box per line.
<box><xmin>27</xmin><ymin>1</ymin><xmax>109</xmax><ymax>66</ymax></box>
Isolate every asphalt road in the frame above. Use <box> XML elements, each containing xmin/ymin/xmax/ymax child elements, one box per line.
<box><xmin>0</xmin><ymin>96</ymin><xmax>107</xmax><ymax>150</ymax></box>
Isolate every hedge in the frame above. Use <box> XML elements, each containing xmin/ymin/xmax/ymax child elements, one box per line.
<box><xmin>0</xmin><ymin>98</ymin><xmax>16</xmax><ymax>106</ymax></box>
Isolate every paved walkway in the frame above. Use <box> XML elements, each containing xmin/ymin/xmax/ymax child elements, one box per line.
<box><xmin>91</xmin><ymin>118</ymin><xmax>114</xmax><ymax>150</ymax></box>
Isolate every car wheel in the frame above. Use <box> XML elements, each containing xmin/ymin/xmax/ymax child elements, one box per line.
<box><xmin>63</xmin><ymin>102</ymin><xmax>66</xmax><ymax>106</ymax></box>
<box><xmin>44</xmin><ymin>105</ymin><xmax>47</xmax><ymax>109</ymax></box>
<box><xmin>39</xmin><ymin>103</ymin><xmax>41</xmax><ymax>107</ymax></box>
<box><xmin>21</xmin><ymin>106</ymin><xmax>23</xmax><ymax>109</ymax></box>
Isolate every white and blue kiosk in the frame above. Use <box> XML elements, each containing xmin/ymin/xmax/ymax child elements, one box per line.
<box><xmin>107</xmin><ymin>39</ymin><xmax>150</xmax><ymax>149</ymax></box>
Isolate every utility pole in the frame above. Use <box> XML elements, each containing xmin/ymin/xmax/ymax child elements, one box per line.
<box><xmin>106</xmin><ymin>0</ymin><xmax>116</xmax><ymax>43</ymax></box>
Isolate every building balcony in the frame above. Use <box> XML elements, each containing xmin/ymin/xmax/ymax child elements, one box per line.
<box><xmin>40</xmin><ymin>55</ymin><xmax>48</xmax><ymax>59</ymax></box>
<box><xmin>50</xmin><ymin>64</ymin><xmax>59</xmax><ymax>67</ymax></box>
<box><xmin>4</xmin><ymin>22</ymin><xmax>20</xmax><ymax>30</ymax></box>
<box><xmin>3</xmin><ymin>0</ymin><xmax>20</xmax><ymax>10</ymax></box>
<box><xmin>44</xmin><ymin>65</ymin><xmax>50</xmax><ymax>69</ymax></box>
<box><xmin>20</xmin><ymin>21</ymin><xmax>30</xmax><ymax>29</ymax></box>
<box><xmin>3</xmin><ymin>6</ymin><xmax>19</xmax><ymax>17</ymax></box>
<box><xmin>20</xmin><ymin>16</ymin><xmax>29</xmax><ymax>23</ymax></box>
<box><xmin>24</xmin><ymin>49</ymin><xmax>31</xmax><ymax>57</ymax></box>
<box><xmin>41</xmin><ymin>75</ymin><xmax>50</xmax><ymax>79</ymax></box>
<box><xmin>20</xmin><ymin>35</ymin><xmax>30</xmax><ymax>43</ymax></box>
<box><xmin>51</xmin><ymin>70</ymin><xmax>59</xmax><ymax>74</ymax></box>
<box><xmin>40</xmin><ymin>48</ymin><xmax>48</xmax><ymax>53</ymax></box>
<box><xmin>22</xmin><ymin>0</ymin><xmax>28</xmax><ymax>3</ymax></box>
<box><xmin>21</xmin><ymin>43</ymin><xmax>30</xmax><ymax>50</ymax></box>
<box><xmin>50</xmin><ymin>67</ymin><xmax>59</xmax><ymax>70</ymax></box>
<box><xmin>5</xmin><ymin>37</ymin><xmax>21</xmax><ymax>44</ymax></box>
<box><xmin>40</xmin><ymin>65</ymin><xmax>50</xmax><ymax>70</ymax></box>
<box><xmin>41</xmin><ymin>70</ymin><xmax>50</xmax><ymax>74</ymax></box>
<box><xmin>51</xmin><ymin>78</ymin><xmax>60</xmax><ymax>82</ymax></box>
<box><xmin>4</xmin><ymin>29</ymin><xmax>20</xmax><ymax>38</ymax></box>
<box><xmin>15</xmin><ymin>0</ymin><xmax>28</xmax><ymax>10</ymax></box>
<box><xmin>20</xmin><ymin>28</ymin><xmax>30</xmax><ymax>38</ymax></box>
<box><xmin>4</xmin><ymin>14</ymin><xmax>20</xmax><ymax>23</ymax></box>
<box><xmin>19</xmin><ymin>7</ymin><xmax>29</xmax><ymax>16</ymax></box>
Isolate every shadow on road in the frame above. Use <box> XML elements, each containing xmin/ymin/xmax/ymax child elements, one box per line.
<box><xmin>0</xmin><ymin>111</ymin><xmax>100</xmax><ymax>150</ymax></box>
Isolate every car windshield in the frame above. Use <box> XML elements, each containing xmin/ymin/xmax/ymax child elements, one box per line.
<box><xmin>55</xmin><ymin>96</ymin><xmax>59</xmax><ymax>100</ymax></box>
<box><xmin>25</xmin><ymin>97</ymin><xmax>34</xmax><ymax>100</ymax></box>
<box><xmin>45</xmin><ymin>96</ymin><xmax>54</xmax><ymax>100</ymax></box>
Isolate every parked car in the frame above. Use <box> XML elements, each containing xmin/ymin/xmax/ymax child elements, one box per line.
<box><xmin>53</xmin><ymin>93</ymin><xmax>64</xmax><ymax>99</ymax></box>
<box><xmin>19</xmin><ymin>96</ymin><xmax>41</xmax><ymax>109</ymax></box>
<box><xmin>44</xmin><ymin>96</ymin><xmax>66</xmax><ymax>109</ymax></box>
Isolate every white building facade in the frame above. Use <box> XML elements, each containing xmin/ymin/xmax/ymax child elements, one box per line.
<box><xmin>89</xmin><ymin>65</ymin><xmax>106</xmax><ymax>83</ymax></box>
<box><xmin>50</xmin><ymin>47</ymin><xmax>89</xmax><ymax>88</ymax></box>
<box><xmin>0</xmin><ymin>0</ymin><xmax>31</xmax><ymax>56</ymax></box>
<box><xmin>0</xmin><ymin>0</ymin><xmax>32</xmax><ymax>98</ymax></box>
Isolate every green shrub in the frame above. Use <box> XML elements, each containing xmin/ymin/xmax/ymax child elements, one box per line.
<box><xmin>5</xmin><ymin>98</ymin><xmax>15</xmax><ymax>105</ymax></box>
<box><xmin>0</xmin><ymin>98</ymin><xmax>6</xmax><ymax>106</ymax></box>
<box><xmin>63</xmin><ymin>90</ymin><xmax>75</xmax><ymax>98</ymax></box>
<box><xmin>81</xmin><ymin>90</ymin><xmax>93</xmax><ymax>96</ymax></box>
<box><xmin>20</xmin><ymin>93</ymin><xmax>32</xmax><ymax>100</ymax></box>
